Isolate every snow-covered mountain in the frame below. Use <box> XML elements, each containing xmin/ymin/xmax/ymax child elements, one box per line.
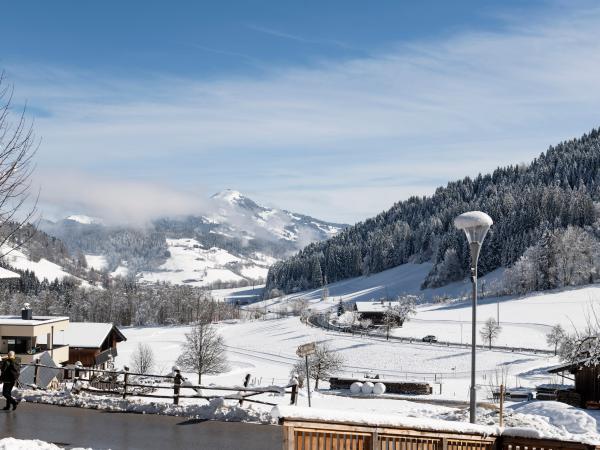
<box><xmin>207</xmin><ymin>189</ymin><xmax>343</xmax><ymax>245</ymax></box>
<box><xmin>39</xmin><ymin>190</ymin><xmax>347</xmax><ymax>288</ymax></box>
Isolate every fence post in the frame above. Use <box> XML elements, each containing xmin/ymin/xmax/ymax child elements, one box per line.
<box><xmin>173</xmin><ymin>371</ymin><xmax>182</xmax><ymax>405</ymax></box>
<box><xmin>290</xmin><ymin>383</ymin><xmax>298</xmax><ymax>405</ymax></box>
<box><xmin>499</xmin><ymin>384</ymin><xmax>505</xmax><ymax>428</ymax></box>
<box><xmin>33</xmin><ymin>360</ymin><xmax>40</xmax><ymax>387</ymax></box>
<box><xmin>122</xmin><ymin>367</ymin><xmax>129</xmax><ymax>400</ymax></box>
<box><xmin>239</xmin><ymin>373</ymin><xmax>251</xmax><ymax>406</ymax></box>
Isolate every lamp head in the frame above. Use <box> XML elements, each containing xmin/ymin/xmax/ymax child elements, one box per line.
<box><xmin>454</xmin><ymin>211</ymin><xmax>493</xmax><ymax>245</ymax></box>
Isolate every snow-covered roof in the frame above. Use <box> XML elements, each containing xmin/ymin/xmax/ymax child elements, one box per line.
<box><xmin>0</xmin><ymin>267</ymin><xmax>20</xmax><ymax>280</ymax></box>
<box><xmin>354</xmin><ymin>302</ymin><xmax>391</xmax><ymax>313</ymax></box>
<box><xmin>0</xmin><ymin>315</ymin><xmax>69</xmax><ymax>326</ymax></box>
<box><xmin>273</xmin><ymin>406</ymin><xmax>498</xmax><ymax>436</ymax></box>
<box><xmin>39</xmin><ymin>322</ymin><xmax>126</xmax><ymax>348</ymax></box>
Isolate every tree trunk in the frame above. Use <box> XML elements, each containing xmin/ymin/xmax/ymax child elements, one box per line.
<box><xmin>198</xmin><ymin>372</ymin><xmax>202</xmax><ymax>384</ymax></box>
<box><xmin>314</xmin><ymin>378</ymin><xmax>319</xmax><ymax>389</ymax></box>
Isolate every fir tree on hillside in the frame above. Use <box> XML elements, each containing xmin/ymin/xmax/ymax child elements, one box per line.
<box><xmin>266</xmin><ymin>128</ymin><xmax>600</xmax><ymax>295</ymax></box>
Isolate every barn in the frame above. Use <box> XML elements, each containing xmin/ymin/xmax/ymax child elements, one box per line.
<box><xmin>548</xmin><ymin>358</ymin><xmax>600</xmax><ymax>408</ymax></box>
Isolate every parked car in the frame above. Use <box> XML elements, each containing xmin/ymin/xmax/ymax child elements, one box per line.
<box><xmin>422</xmin><ymin>335</ymin><xmax>437</xmax><ymax>343</ymax></box>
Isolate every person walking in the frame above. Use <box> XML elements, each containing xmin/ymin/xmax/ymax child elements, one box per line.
<box><xmin>1</xmin><ymin>351</ymin><xmax>20</xmax><ymax>411</ymax></box>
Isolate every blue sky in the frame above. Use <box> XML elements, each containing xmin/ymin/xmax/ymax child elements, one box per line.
<box><xmin>2</xmin><ymin>1</ymin><xmax>600</xmax><ymax>224</ymax></box>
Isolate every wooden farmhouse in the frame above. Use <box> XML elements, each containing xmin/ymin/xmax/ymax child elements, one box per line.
<box><xmin>353</xmin><ymin>300</ymin><xmax>403</xmax><ymax>326</ymax></box>
<box><xmin>41</xmin><ymin>322</ymin><xmax>127</xmax><ymax>369</ymax></box>
<box><xmin>548</xmin><ymin>358</ymin><xmax>600</xmax><ymax>408</ymax></box>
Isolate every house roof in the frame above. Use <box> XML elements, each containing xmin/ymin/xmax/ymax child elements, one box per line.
<box><xmin>354</xmin><ymin>302</ymin><xmax>391</xmax><ymax>313</ymax></box>
<box><xmin>547</xmin><ymin>357</ymin><xmax>596</xmax><ymax>374</ymax></box>
<box><xmin>40</xmin><ymin>322</ymin><xmax>127</xmax><ymax>348</ymax></box>
<box><xmin>0</xmin><ymin>315</ymin><xmax>69</xmax><ymax>326</ymax></box>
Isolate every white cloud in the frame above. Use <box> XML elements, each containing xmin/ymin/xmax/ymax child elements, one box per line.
<box><xmin>35</xmin><ymin>170</ymin><xmax>209</xmax><ymax>225</ymax></box>
<box><xmin>6</xmin><ymin>3</ymin><xmax>600</xmax><ymax>222</ymax></box>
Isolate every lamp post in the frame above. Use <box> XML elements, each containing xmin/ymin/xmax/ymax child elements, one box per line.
<box><xmin>454</xmin><ymin>211</ymin><xmax>493</xmax><ymax>424</ymax></box>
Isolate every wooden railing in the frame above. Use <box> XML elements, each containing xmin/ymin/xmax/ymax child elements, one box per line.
<box><xmin>281</xmin><ymin>418</ymin><xmax>600</xmax><ymax>450</ymax></box>
<box><xmin>22</xmin><ymin>362</ymin><xmax>298</xmax><ymax>407</ymax></box>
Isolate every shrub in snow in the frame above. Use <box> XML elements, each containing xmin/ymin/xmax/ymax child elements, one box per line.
<box><xmin>337</xmin><ymin>311</ymin><xmax>359</xmax><ymax>328</ymax></box>
<box><xmin>350</xmin><ymin>382</ymin><xmax>363</xmax><ymax>394</ymax></box>
<box><xmin>373</xmin><ymin>382</ymin><xmax>386</xmax><ymax>395</ymax></box>
<box><xmin>361</xmin><ymin>382</ymin><xmax>374</xmax><ymax>395</ymax></box>
<box><xmin>292</xmin><ymin>344</ymin><xmax>344</xmax><ymax>389</ymax></box>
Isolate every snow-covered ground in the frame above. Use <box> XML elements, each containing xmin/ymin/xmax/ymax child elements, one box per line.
<box><xmin>392</xmin><ymin>285</ymin><xmax>600</xmax><ymax>348</ymax></box>
<box><xmin>0</xmin><ymin>438</ymin><xmax>91</xmax><ymax>450</ymax></box>
<box><xmin>1</xmin><ymin>245</ymin><xmax>92</xmax><ymax>287</ymax></box>
<box><xmin>138</xmin><ymin>238</ymin><xmax>270</xmax><ymax>287</ymax></box>
<box><xmin>72</xmin><ymin>282</ymin><xmax>597</xmax><ymax>442</ymax></box>
<box><xmin>84</xmin><ymin>254</ymin><xmax>107</xmax><ymax>271</ymax></box>
<box><xmin>250</xmin><ymin>263</ymin><xmax>505</xmax><ymax>314</ymax></box>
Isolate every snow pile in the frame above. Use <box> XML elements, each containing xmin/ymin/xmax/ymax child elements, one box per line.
<box><xmin>505</xmin><ymin>402</ymin><xmax>599</xmax><ymax>443</ymax></box>
<box><xmin>438</xmin><ymin>403</ymin><xmax>600</xmax><ymax>445</ymax></box>
<box><xmin>0</xmin><ymin>438</ymin><xmax>91</xmax><ymax>450</ymax></box>
<box><xmin>275</xmin><ymin>404</ymin><xmax>600</xmax><ymax>445</ymax></box>
<box><xmin>272</xmin><ymin>405</ymin><xmax>499</xmax><ymax>436</ymax></box>
<box><xmin>20</xmin><ymin>389</ymin><xmax>273</xmax><ymax>424</ymax></box>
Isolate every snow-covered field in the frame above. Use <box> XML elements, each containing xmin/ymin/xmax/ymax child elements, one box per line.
<box><xmin>392</xmin><ymin>285</ymin><xmax>600</xmax><ymax>348</ymax></box>
<box><xmin>138</xmin><ymin>238</ymin><xmax>271</xmax><ymax>287</ymax></box>
<box><xmin>249</xmin><ymin>263</ymin><xmax>505</xmax><ymax>314</ymax></box>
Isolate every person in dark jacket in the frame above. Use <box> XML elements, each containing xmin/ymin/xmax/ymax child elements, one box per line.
<box><xmin>1</xmin><ymin>351</ymin><xmax>20</xmax><ymax>411</ymax></box>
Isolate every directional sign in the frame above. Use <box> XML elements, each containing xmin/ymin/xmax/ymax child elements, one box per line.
<box><xmin>296</xmin><ymin>342</ymin><xmax>316</xmax><ymax>358</ymax></box>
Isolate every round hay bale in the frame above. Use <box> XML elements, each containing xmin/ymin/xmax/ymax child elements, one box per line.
<box><xmin>373</xmin><ymin>382</ymin><xmax>386</xmax><ymax>395</ymax></box>
<box><xmin>361</xmin><ymin>381</ymin><xmax>374</xmax><ymax>395</ymax></box>
<box><xmin>350</xmin><ymin>382</ymin><xmax>363</xmax><ymax>394</ymax></box>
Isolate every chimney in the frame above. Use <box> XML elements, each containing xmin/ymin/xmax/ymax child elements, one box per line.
<box><xmin>21</xmin><ymin>303</ymin><xmax>32</xmax><ymax>320</ymax></box>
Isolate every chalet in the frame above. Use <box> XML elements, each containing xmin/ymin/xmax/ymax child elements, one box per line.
<box><xmin>548</xmin><ymin>358</ymin><xmax>600</xmax><ymax>408</ymax></box>
<box><xmin>47</xmin><ymin>322</ymin><xmax>127</xmax><ymax>369</ymax></box>
<box><xmin>353</xmin><ymin>301</ymin><xmax>401</xmax><ymax>326</ymax></box>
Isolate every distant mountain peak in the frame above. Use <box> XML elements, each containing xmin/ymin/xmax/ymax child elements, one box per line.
<box><xmin>211</xmin><ymin>189</ymin><xmax>244</xmax><ymax>204</ymax></box>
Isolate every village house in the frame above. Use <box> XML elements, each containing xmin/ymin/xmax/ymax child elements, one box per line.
<box><xmin>0</xmin><ymin>304</ymin><xmax>70</xmax><ymax>366</ymax></box>
<box><xmin>353</xmin><ymin>300</ymin><xmax>398</xmax><ymax>325</ymax></box>
<box><xmin>58</xmin><ymin>322</ymin><xmax>127</xmax><ymax>369</ymax></box>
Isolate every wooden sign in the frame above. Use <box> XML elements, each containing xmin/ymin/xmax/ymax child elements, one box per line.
<box><xmin>296</xmin><ymin>342</ymin><xmax>316</xmax><ymax>357</ymax></box>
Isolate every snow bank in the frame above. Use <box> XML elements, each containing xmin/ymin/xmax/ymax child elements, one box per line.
<box><xmin>274</xmin><ymin>404</ymin><xmax>600</xmax><ymax>445</ymax></box>
<box><xmin>514</xmin><ymin>401</ymin><xmax>596</xmax><ymax>434</ymax></box>
<box><xmin>21</xmin><ymin>390</ymin><xmax>273</xmax><ymax>424</ymax></box>
<box><xmin>0</xmin><ymin>438</ymin><xmax>91</xmax><ymax>450</ymax></box>
<box><xmin>272</xmin><ymin>405</ymin><xmax>499</xmax><ymax>436</ymax></box>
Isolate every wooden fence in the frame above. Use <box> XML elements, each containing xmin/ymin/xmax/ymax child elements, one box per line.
<box><xmin>22</xmin><ymin>362</ymin><xmax>298</xmax><ymax>407</ymax></box>
<box><xmin>281</xmin><ymin>419</ymin><xmax>600</xmax><ymax>450</ymax></box>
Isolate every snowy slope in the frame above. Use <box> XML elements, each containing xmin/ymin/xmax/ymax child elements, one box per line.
<box><xmin>1</xmin><ymin>244</ymin><xmax>92</xmax><ymax>287</ymax></box>
<box><xmin>138</xmin><ymin>238</ymin><xmax>272</xmax><ymax>287</ymax></box>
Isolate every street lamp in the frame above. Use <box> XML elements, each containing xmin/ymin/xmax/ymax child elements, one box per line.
<box><xmin>454</xmin><ymin>211</ymin><xmax>493</xmax><ymax>424</ymax></box>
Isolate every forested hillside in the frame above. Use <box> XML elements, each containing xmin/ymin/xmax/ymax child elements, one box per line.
<box><xmin>266</xmin><ymin>128</ymin><xmax>600</xmax><ymax>296</ymax></box>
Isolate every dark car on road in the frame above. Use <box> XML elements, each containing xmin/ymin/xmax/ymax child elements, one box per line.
<box><xmin>422</xmin><ymin>335</ymin><xmax>437</xmax><ymax>343</ymax></box>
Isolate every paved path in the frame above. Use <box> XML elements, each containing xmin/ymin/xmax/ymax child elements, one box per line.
<box><xmin>0</xmin><ymin>403</ymin><xmax>282</xmax><ymax>450</ymax></box>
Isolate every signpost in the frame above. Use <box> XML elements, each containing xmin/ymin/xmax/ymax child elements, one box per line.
<box><xmin>296</xmin><ymin>342</ymin><xmax>316</xmax><ymax>407</ymax></box>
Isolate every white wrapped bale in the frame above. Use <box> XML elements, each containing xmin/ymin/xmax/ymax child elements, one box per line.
<box><xmin>361</xmin><ymin>381</ymin><xmax>374</xmax><ymax>394</ymax></box>
<box><xmin>373</xmin><ymin>382</ymin><xmax>386</xmax><ymax>395</ymax></box>
<box><xmin>350</xmin><ymin>382</ymin><xmax>363</xmax><ymax>394</ymax></box>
